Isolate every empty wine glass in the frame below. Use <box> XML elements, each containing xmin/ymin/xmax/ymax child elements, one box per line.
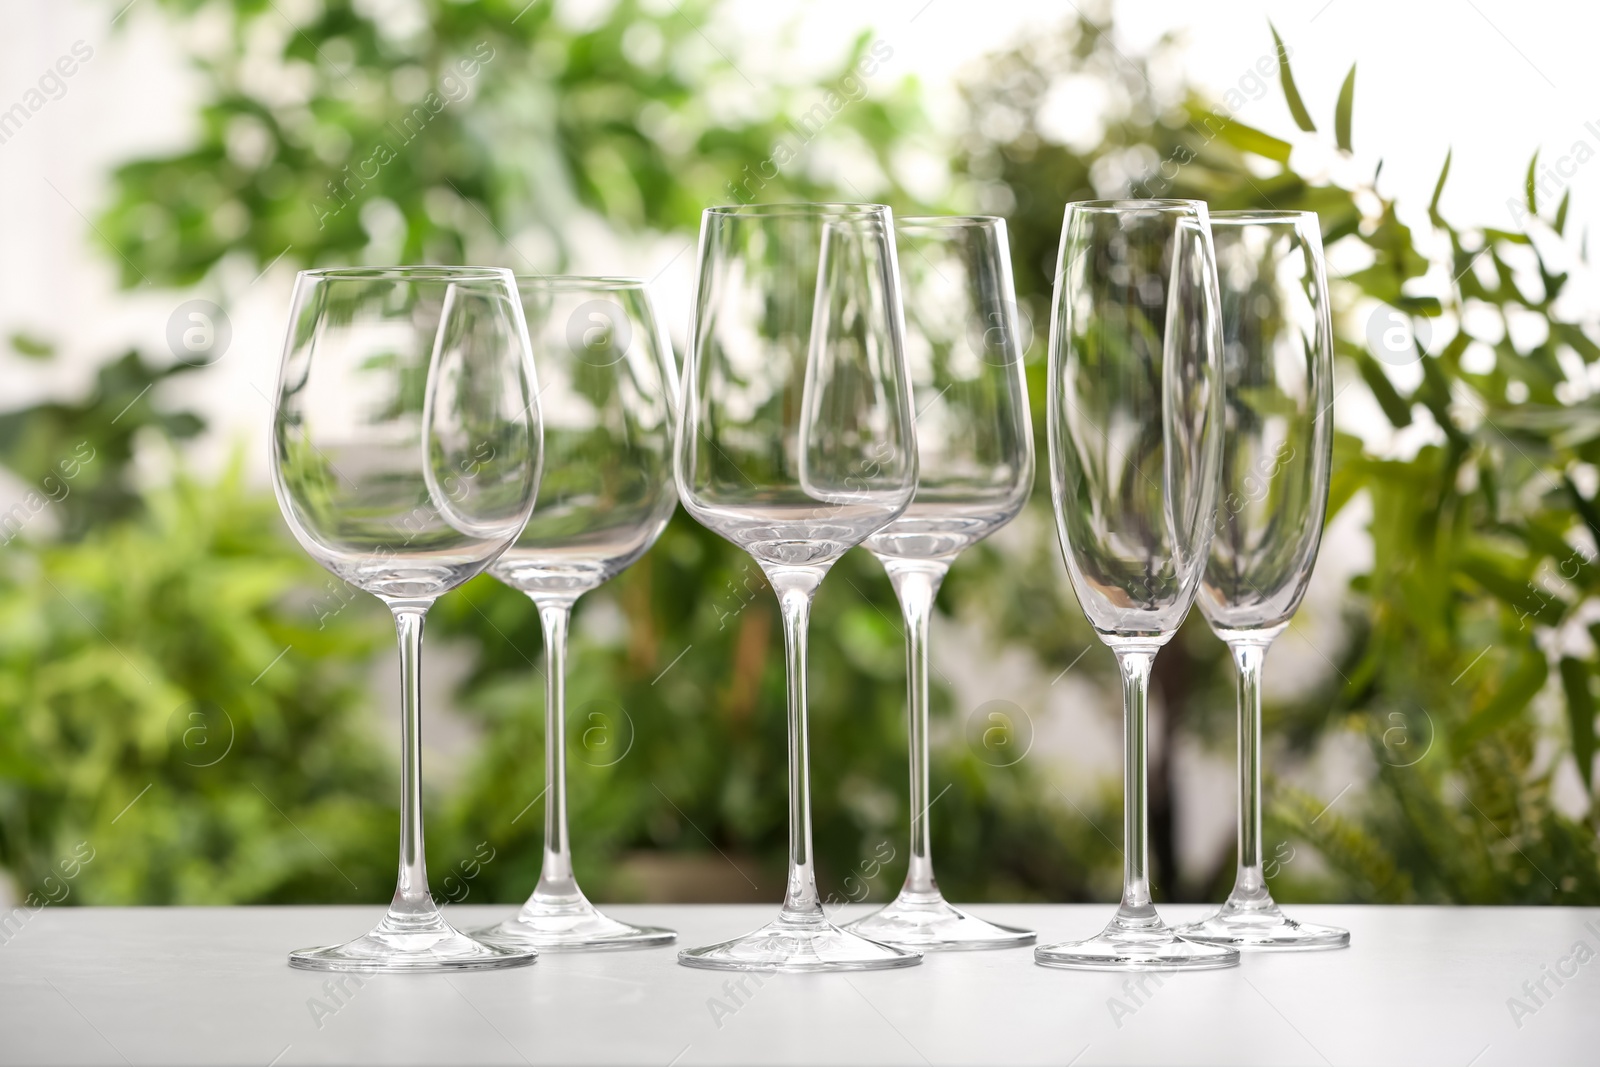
<box><xmin>1036</xmin><ymin>201</ymin><xmax>1236</xmax><ymax>971</ymax></box>
<box><xmin>1172</xmin><ymin>211</ymin><xmax>1348</xmax><ymax>951</ymax></box>
<box><xmin>271</xmin><ymin>266</ymin><xmax>542</xmax><ymax>971</ymax></box>
<box><xmin>840</xmin><ymin>216</ymin><xmax>1035</xmax><ymax>950</ymax></box>
<box><xmin>675</xmin><ymin>203</ymin><xmax>921</xmax><ymax>972</ymax></box>
<box><xmin>473</xmin><ymin>277</ymin><xmax>679</xmax><ymax>951</ymax></box>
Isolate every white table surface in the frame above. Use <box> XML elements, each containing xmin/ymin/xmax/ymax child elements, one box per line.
<box><xmin>0</xmin><ymin>903</ymin><xmax>1595</xmax><ymax>1066</ymax></box>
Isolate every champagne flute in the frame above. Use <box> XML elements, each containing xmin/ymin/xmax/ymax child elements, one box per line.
<box><xmin>841</xmin><ymin>216</ymin><xmax>1035</xmax><ymax>950</ymax></box>
<box><xmin>675</xmin><ymin>203</ymin><xmax>921</xmax><ymax>972</ymax></box>
<box><xmin>1173</xmin><ymin>210</ymin><xmax>1348</xmax><ymax>951</ymax></box>
<box><xmin>271</xmin><ymin>266</ymin><xmax>542</xmax><ymax>971</ymax></box>
<box><xmin>1036</xmin><ymin>201</ymin><xmax>1236</xmax><ymax>970</ymax></box>
<box><xmin>474</xmin><ymin>277</ymin><xmax>679</xmax><ymax>951</ymax></box>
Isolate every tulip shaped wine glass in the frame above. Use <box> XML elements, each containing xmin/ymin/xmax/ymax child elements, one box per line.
<box><xmin>841</xmin><ymin>216</ymin><xmax>1035</xmax><ymax>950</ymax></box>
<box><xmin>1038</xmin><ymin>202</ymin><xmax>1235</xmax><ymax>971</ymax></box>
<box><xmin>676</xmin><ymin>203</ymin><xmax>921</xmax><ymax>971</ymax></box>
<box><xmin>473</xmin><ymin>277</ymin><xmax>679</xmax><ymax>952</ymax></box>
<box><xmin>1172</xmin><ymin>211</ymin><xmax>1348</xmax><ymax>951</ymax></box>
<box><xmin>271</xmin><ymin>266</ymin><xmax>542</xmax><ymax>971</ymax></box>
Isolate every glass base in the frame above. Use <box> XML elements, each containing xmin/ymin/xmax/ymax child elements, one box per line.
<box><xmin>680</xmin><ymin>913</ymin><xmax>922</xmax><ymax>972</ymax></box>
<box><xmin>842</xmin><ymin>893</ymin><xmax>1035</xmax><ymax>950</ymax></box>
<box><xmin>290</xmin><ymin>909</ymin><xmax>538</xmax><ymax>972</ymax></box>
<box><xmin>1034</xmin><ymin>910</ymin><xmax>1239</xmax><ymax>971</ymax></box>
<box><xmin>1173</xmin><ymin>899</ymin><xmax>1350</xmax><ymax>951</ymax></box>
<box><xmin>474</xmin><ymin>897</ymin><xmax>676</xmax><ymax>952</ymax></box>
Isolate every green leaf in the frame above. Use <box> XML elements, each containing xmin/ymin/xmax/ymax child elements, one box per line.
<box><xmin>1269</xmin><ymin>22</ymin><xmax>1316</xmax><ymax>132</ymax></box>
<box><xmin>1556</xmin><ymin>188</ymin><xmax>1571</xmax><ymax>235</ymax></box>
<box><xmin>8</xmin><ymin>332</ymin><xmax>54</xmax><ymax>360</ymax></box>
<box><xmin>1559</xmin><ymin>658</ymin><xmax>1595</xmax><ymax>794</ymax></box>
<box><xmin>1429</xmin><ymin>149</ymin><xmax>1451</xmax><ymax>224</ymax></box>
<box><xmin>1349</xmin><ymin>346</ymin><xmax>1413</xmax><ymax>428</ymax></box>
<box><xmin>1556</xmin><ymin>322</ymin><xmax>1600</xmax><ymax>363</ymax></box>
<box><xmin>1395</xmin><ymin>295</ymin><xmax>1443</xmax><ymax>316</ymax></box>
<box><xmin>1458</xmin><ymin>552</ymin><xmax>1566</xmax><ymax>628</ymax></box>
<box><xmin>1212</xmin><ymin>119</ymin><xmax>1293</xmax><ymax>163</ymax></box>
<box><xmin>1334</xmin><ymin>64</ymin><xmax>1356</xmax><ymax>152</ymax></box>
<box><xmin>1567</xmin><ymin>475</ymin><xmax>1600</xmax><ymax>559</ymax></box>
<box><xmin>1525</xmin><ymin>151</ymin><xmax>1540</xmax><ymax>218</ymax></box>
<box><xmin>1482</xmin><ymin>227</ymin><xmax>1533</xmax><ymax>246</ymax></box>
<box><xmin>1458</xmin><ymin>645</ymin><xmax>1550</xmax><ymax>748</ymax></box>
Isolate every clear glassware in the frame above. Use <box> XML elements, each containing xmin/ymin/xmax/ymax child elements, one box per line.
<box><xmin>675</xmin><ymin>203</ymin><xmax>921</xmax><ymax>972</ymax></box>
<box><xmin>840</xmin><ymin>216</ymin><xmax>1035</xmax><ymax>951</ymax></box>
<box><xmin>1036</xmin><ymin>201</ymin><xmax>1237</xmax><ymax>971</ymax></box>
<box><xmin>472</xmin><ymin>277</ymin><xmax>679</xmax><ymax>952</ymax></box>
<box><xmin>1172</xmin><ymin>211</ymin><xmax>1348</xmax><ymax>951</ymax></box>
<box><xmin>271</xmin><ymin>266</ymin><xmax>542</xmax><ymax>971</ymax></box>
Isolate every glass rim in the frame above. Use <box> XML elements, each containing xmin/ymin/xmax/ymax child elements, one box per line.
<box><xmin>1209</xmin><ymin>209</ymin><xmax>1318</xmax><ymax>225</ymax></box>
<box><xmin>514</xmin><ymin>274</ymin><xmax>645</xmax><ymax>291</ymax></box>
<box><xmin>704</xmin><ymin>202</ymin><xmax>890</xmax><ymax>218</ymax></box>
<box><xmin>296</xmin><ymin>265</ymin><xmax>512</xmax><ymax>283</ymax></box>
<box><xmin>1065</xmin><ymin>198</ymin><xmax>1207</xmax><ymax>214</ymax></box>
<box><xmin>897</xmin><ymin>214</ymin><xmax>1005</xmax><ymax>229</ymax></box>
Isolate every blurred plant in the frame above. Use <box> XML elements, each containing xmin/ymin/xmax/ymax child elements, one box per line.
<box><xmin>101</xmin><ymin>0</ymin><xmax>929</xmax><ymax>282</ymax></box>
<box><xmin>0</xmin><ymin>456</ymin><xmax>394</xmax><ymax>905</ymax></box>
<box><xmin>0</xmin><ymin>340</ymin><xmax>203</xmax><ymax>540</ymax></box>
<box><xmin>5</xmin><ymin>0</ymin><xmax>1102</xmax><ymax>910</ymax></box>
<box><xmin>950</xmin><ymin>5</ymin><xmax>1600</xmax><ymax>903</ymax></box>
<box><xmin>7</xmin><ymin>0</ymin><xmax>1594</xmax><ymax>911</ymax></box>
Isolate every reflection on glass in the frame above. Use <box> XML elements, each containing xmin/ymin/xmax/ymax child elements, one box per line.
<box><xmin>272</xmin><ymin>266</ymin><xmax>541</xmax><ymax>972</ymax></box>
<box><xmin>1036</xmin><ymin>202</ymin><xmax>1237</xmax><ymax>971</ymax></box>
<box><xmin>676</xmin><ymin>203</ymin><xmax>921</xmax><ymax>972</ymax></box>
<box><xmin>1173</xmin><ymin>210</ymin><xmax>1348</xmax><ymax>952</ymax></box>
<box><xmin>474</xmin><ymin>276</ymin><xmax>680</xmax><ymax>952</ymax></box>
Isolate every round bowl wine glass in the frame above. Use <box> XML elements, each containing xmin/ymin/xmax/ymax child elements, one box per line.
<box><xmin>1172</xmin><ymin>211</ymin><xmax>1348</xmax><ymax>951</ymax></box>
<box><xmin>675</xmin><ymin>203</ymin><xmax>921</xmax><ymax>972</ymax></box>
<box><xmin>473</xmin><ymin>276</ymin><xmax>679</xmax><ymax>952</ymax></box>
<box><xmin>1037</xmin><ymin>201</ymin><xmax>1236</xmax><ymax>971</ymax></box>
<box><xmin>271</xmin><ymin>266</ymin><xmax>543</xmax><ymax>971</ymax></box>
<box><xmin>840</xmin><ymin>216</ymin><xmax>1035</xmax><ymax>950</ymax></box>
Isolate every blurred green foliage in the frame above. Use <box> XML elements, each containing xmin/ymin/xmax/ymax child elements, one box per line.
<box><xmin>951</xmin><ymin>12</ymin><xmax>1600</xmax><ymax>904</ymax></box>
<box><xmin>0</xmin><ymin>0</ymin><xmax>1595</xmax><ymax>912</ymax></box>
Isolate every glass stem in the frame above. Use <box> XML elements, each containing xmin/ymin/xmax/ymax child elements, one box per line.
<box><xmin>769</xmin><ymin>566</ymin><xmax>825</xmax><ymax>925</ymax></box>
<box><xmin>1228</xmin><ymin>638</ymin><xmax>1274</xmax><ymax>906</ymax></box>
<box><xmin>1113</xmin><ymin>647</ymin><xmax>1157</xmax><ymax>923</ymax></box>
<box><xmin>883</xmin><ymin>558</ymin><xmax>949</xmax><ymax>901</ymax></box>
<box><xmin>389</xmin><ymin>602</ymin><xmax>438</xmax><ymax>925</ymax></box>
<box><xmin>532</xmin><ymin>596</ymin><xmax>582</xmax><ymax>905</ymax></box>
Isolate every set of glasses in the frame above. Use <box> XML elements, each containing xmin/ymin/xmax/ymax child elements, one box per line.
<box><xmin>268</xmin><ymin>199</ymin><xmax>1342</xmax><ymax>975</ymax></box>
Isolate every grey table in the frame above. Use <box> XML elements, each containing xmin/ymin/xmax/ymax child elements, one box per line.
<box><xmin>0</xmin><ymin>904</ymin><xmax>1595</xmax><ymax>1066</ymax></box>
